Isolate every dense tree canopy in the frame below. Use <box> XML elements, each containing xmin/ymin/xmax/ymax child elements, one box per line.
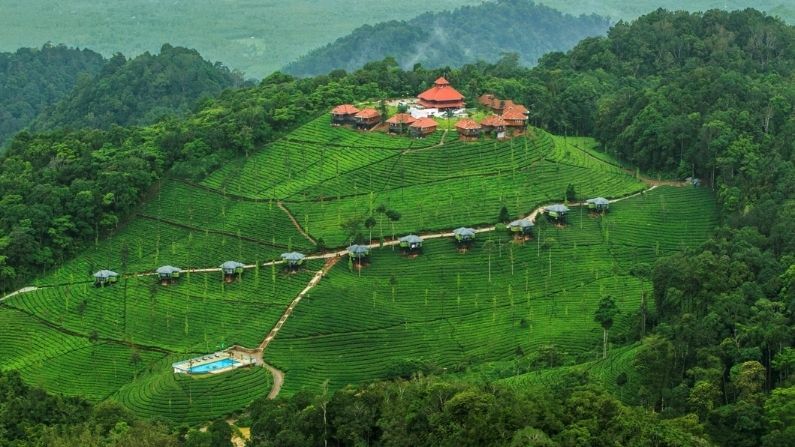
<box><xmin>0</xmin><ymin>44</ymin><xmax>104</xmax><ymax>146</ymax></box>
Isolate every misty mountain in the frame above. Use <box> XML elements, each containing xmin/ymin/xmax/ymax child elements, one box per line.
<box><xmin>284</xmin><ymin>0</ymin><xmax>610</xmax><ymax>76</ymax></box>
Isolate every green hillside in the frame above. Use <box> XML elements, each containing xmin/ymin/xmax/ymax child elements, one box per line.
<box><xmin>0</xmin><ymin>115</ymin><xmax>717</xmax><ymax>422</ymax></box>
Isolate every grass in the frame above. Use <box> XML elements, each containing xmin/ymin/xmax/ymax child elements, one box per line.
<box><xmin>265</xmin><ymin>186</ymin><xmax>718</xmax><ymax>395</ymax></box>
<box><xmin>2</xmin><ymin>112</ymin><xmax>718</xmax><ymax>423</ymax></box>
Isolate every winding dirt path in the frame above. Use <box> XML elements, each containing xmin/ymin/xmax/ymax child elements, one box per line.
<box><xmin>263</xmin><ymin>363</ymin><xmax>285</xmax><ymax>399</ymax></box>
<box><xmin>1</xmin><ymin>286</ymin><xmax>38</xmax><ymax>302</ymax></box>
<box><xmin>278</xmin><ymin>201</ymin><xmax>317</xmax><ymax>245</ymax></box>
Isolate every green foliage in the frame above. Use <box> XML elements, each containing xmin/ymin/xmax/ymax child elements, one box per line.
<box><xmin>33</xmin><ymin>44</ymin><xmax>245</xmax><ymax>131</ymax></box>
<box><xmin>248</xmin><ymin>376</ymin><xmax>712</xmax><ymax>446</ymax></box>
<box><xmin>284</xmin><ymin>0</ymin><xmax>610</xmax><ymax>76</ymax></box>
<box><xmin>0</xmin><ymin>44</ymin><xmax>104</xmax><ymax>145</ymax></box>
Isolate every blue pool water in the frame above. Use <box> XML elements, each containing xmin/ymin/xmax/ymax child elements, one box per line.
<box><xmin>189</xmin><ymin>358</ymin><xmax>240</xmax><ymax>374</ymax></box>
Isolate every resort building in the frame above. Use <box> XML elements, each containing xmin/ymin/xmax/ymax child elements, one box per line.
<box><xmin>385</xmin><ymin>113</ymin><xmax>416</xmax><ymax>134</ymax></box>
<box><xmin>502</xmin><ymin>106</ymin><xmax>529</xmax><ymax>132</ymax></box>
<box><xmin>409</xmin><ymin>117</ymin><xmax>438</xmax><ymax>138</ymax></box>
<box><xmin>331</xmin><ymin>104</ymin><xmax>359</xmax><ymax>125</ymax></box>
<box><xmin>453</xmin><ymin>227</ymin><xmax>477</xmax><ymax>245</ymax></box>
<box><xmin>544</xmin><ymin>204</ymin><xmax>571</xmax><ymax>223</ymax></box>
<box><xmin>480</xmin><ymin>115</ymin><xmax>508</xmax><ymax>139</ymax></box>
<box><xmin>93</xmin><ymin>270</ymin><xmax>119</xmax><ymax>287</ymax></box>
<box><xmin>280</xmin><ymin>252</ymin><xmax>306</xmax><ymax>271</ymax></box>
<box><xmin>507</xmin><ymin>219</ymin><xmax>534</xmax><ymax>236</ymax></box>
<box><xmin>586</xmin><ymin>197</ymin><xmax>610</xmax><ymax>213</ymax></box>
<box><xmin>220</xmin><ymin>261</ymin><xmax>245</xmax><ymax>282</ymax></box>
<box><xmin>417</xmin><ymin>77</ymin><xmax>465</xmax><ymax>110</ymax></box>
<box><xmin>156</xmin><ymin>265</ymin><xmax>182</xmax><ymax>285</ymax></box>
<box><xmin>354</xmin><ymin>108</ymin><xmax>381</xmax><ymax>129</ymax></box>
<box><xmin>455</xmin><ymin>118</ymin><xmax>482</xmax><ymax>140</ymax></box>
<box><xmin>399</xmin><ymin>234</ymin><xmax>423</xmax><ymax>252</ymax></box>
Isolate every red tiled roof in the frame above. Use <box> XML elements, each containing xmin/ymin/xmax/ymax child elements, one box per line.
<box><xmin>434</xmin><ymin>77</ymin><xmax>451</xmax><ymax>86</ymax></box>
<box><xmin>502</xmin><ymin>107</ymin><xmax>528</xmax><ymax>121</ymax></box>
<box><xmin>332</xmin><ymin>104</ymin><xmax>359</xmax><ymax>115</ymax></box>
<box><xmin>410</xmin><ymin>117</ymin><xmax>438</xmax><ymax>129</ymax></box>
<box><xmin>481</xmin><ymin>115</ymin><xmax>507</xmax><ymax>127</ymax></box>
<box><xmin>386</xmin><ymin>113</ymin><xmax>416</xmax><ymax>125</ymax></box>
<box><xmin>355</xmin><ymin>108</ymin><xmax>381</xmax><ymax>119</ymax></box>
<box><xmin>418</xmin><ymin>78</ymin><xmax>464</xmax><ymax>103</ymax></box>
<box><xmin>455</xmin><ymin>119</ymin><xmax>482</xmax><ymax>130</ymax></box>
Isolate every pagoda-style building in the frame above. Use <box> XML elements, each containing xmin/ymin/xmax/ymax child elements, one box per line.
<box><xmin>417</xmin><ymin>77</ymin><xmax>465</xmax><ymax>110</ymax></box>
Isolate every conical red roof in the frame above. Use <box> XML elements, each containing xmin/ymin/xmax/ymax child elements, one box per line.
<box><xmin>434</xmin><ymin>77</ymin><xmax>451</xmax><ymax>86</ymax></box>
<box><xmin>455</xmin><ymin>118</ymin><xmax>482</xmax><ymax>130</ymax></box>
<box><xmin>410</xmin><ymin>118</ymin><xmax>438</xmax><ymax>129</ymax></box>
<box><xmin>418</xmin><ymin>78</ymin><xmax>464</xmax><ymax>104</ymax></box>
<box><xmin>332</xmin><ymin>104</ymin><xmax>359</xmax><ymax>115</ymax></box>
<box><xmin>386</xmin><ymin>113</ymin><xmax>416</xmax><ymax>125</ymax></box>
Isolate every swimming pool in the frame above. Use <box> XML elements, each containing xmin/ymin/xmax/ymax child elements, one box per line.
<box><xmin>189</xmin><ymin>358</ymin><xmax>240</xmax><ymax>374</ymax></box>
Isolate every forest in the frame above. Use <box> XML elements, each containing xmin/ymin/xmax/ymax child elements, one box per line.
<box><xmin>283</xmin><ymin>0</ymin><xmax>610</xmax><ymax>76</ymax></box>
<box><xmin>0</xmin><ymin>7</ymin><xmax>792</xmax><ymax>447</ymax></box>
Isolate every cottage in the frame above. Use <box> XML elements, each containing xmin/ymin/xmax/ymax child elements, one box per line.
<box><xmin>544</xmin><ymin>204</ymin><xmax>570</xmax><ymax>222</ymax></box>
<box><xmin>156</xmin><ymin>265</ymin><xmax>182</xmax><ymax>284</ymax></box>
<box><xmin>502</xmin><ymin>106</ymin><xmax>528</xmax><ymax>132</ymax></box>
<box><xmin>399</xmin><ymin>234</ymin><xmax>423</xmax><ymax>252</ymax></box>
<box><xmin>455</xmin><ymin>119</ymin><xmax>482</xmax><ymax>141</ymax></box>
<box><xmin>220</xmin><ymin>261</ymin><xmax>245</xmax><ymax>282</ymax></box>
<box><xmin>280</xmin><ymin>252</ymin><xmax>306</xmax><ymax>270</ymax></box>
<box><xmin>586</xmin><ymin>197</ymin><xmax>610</xmax><ymax>213</ymax></box>
<box><xmin>354</xmin><ymin>108</ymin><xmax>381</xmax><ymax>129</ymax></box>
<box><xmin>507</xmin><ymin>219</ymin><xmax>534</xmax><ymax>236</ymax></box>
<box><xmin>385</xmin><ymin>113</ymin><xmax>416</xmax><ymax>134</ymax></box>
<box><xmin>93</xmin><ymin>270</ymin><xmax>119</xmax><ymax>287</ymax></box>
<box><xmin>453</xmin><ymin>227</ymin><xmax>476</xmax><ymax>245</ymax></box>
<box><xmin>331</xmin><ymin>104</ymin><xmax>359</xmax><ymax>125</ymax></box>
<box><xmin>480</xmin><ymin>115</ymin><xmax>508</xmax><ymax>139</ymax></box>
<box><xmin>417</xmin><ymin>77</ymin><xmax>465</xmax><ymax>110</ymax></box>
<box><xmin>409</xmin><ymin>117</ymin><xmax>438</xmax><ymax>138</ymax></box>
<box><xmin>347</xmin><ymin>245</ymin><xmax>370</xmax><ymax>265</ymax></box>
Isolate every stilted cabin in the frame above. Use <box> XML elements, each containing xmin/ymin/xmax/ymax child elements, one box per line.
<box><xmin>347</xmin><ymin>245</ymin><xmax>370</xmax><ymax>263</ymax></box>
<box><xmin>479</xmin><ymin>94</ymin><xmax>516</xmax><ymax>114</ymax></box>
<box><xmin>409</xmin><ymin>117</ymin><xmax>438</xmax><ymax>138</ymax></box>
<box><xmin>502</xmin><ymin>106</ymin><xmax>528</xmax><ymax>133</ymax></box>
<box><xmin>507</xmin><ymin>219</ymin><xmax>534</xmax><ymax>236</ymax></box>
<box><xmin>156</xmin><ymin>265</ymin><xmax>182</xmax><ymax>284</ymax></box>
<box><xmin>354</xmin><ymin>108</ymin><xmax>381</xmax><ymax>129</ymax></box>
<box><xmin>399</xmin><ymin>234</ymin><xmax>423</xmax><ymax>252</ymax></box>
<box><xmin>93</xmin><ymin>270</ymin><xmax>119</xmax><ymax>287</ymax></box>
<box><xmin>586</xmin><ymin>197</ymin><xmax>610</xmax><ymax>213</ymax></box>
<box><xmin>280</xmin><ymin>252</ymin><xmax>306</xmax><ymax>271</ymax></box>
<box><xmin>220</xmin><ymin>261</ymin><xmax>245</xmax><ymax>282</ymax></box>
<box><xmin>480</xmin><ymin>115</ymin><xmax>508</xmax><ymax>139</ymax></box>
<box><xmin>331</xmin><ymin>104</ymin><xmax>359</xmax><ymax>125</ymax></box>
<box><xmin>386</xmin><ymin>113</ymin><xmax>415</xmax><ymax>134</ymax></box>
<box><xmin>455</xmin><ymin>119</ymin><xmax>482</xmax><ymax>141</ymax></box>
<box><xmin>417</xmin><ymin>77</ymin><xmax>465</xmax><ymax>110</ymax></box>
<box><xmin>544</xmin><ymin>204</ymin><xmax>570</xmax><ymax>222</ymax></box>
<box><xmin>453</xmin><ymin>227</ymin><xmax>477</xmax><ymax>245</ymax></box>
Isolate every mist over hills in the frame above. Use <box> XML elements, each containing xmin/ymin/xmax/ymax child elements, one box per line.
<box><xmin>284</xmin><ymin>0</ymin><xmax>610</xmax><ymax>76</ymax></box>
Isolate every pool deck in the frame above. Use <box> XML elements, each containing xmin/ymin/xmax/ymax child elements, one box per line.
<box><xmin>172</xmin><ymin>349</ymin><xmax>257</xmax><ymax>375</ymax></box>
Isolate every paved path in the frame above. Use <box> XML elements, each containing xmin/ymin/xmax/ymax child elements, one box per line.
<box><xmin>1</xmin><ymin>286</ymin><xmax>38</xmax><ymax>302</ymax></box>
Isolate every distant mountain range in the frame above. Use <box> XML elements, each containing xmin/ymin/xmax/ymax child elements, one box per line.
<box><xmin>284</xmin><ymin>0</ymin><xmax>611</xmax><ymax>76</ymax></box>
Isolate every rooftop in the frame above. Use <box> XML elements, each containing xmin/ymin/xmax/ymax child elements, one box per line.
<box><xmin>331</xmin><ymin>104</ymin><xmax>359</xmax><ymax>115</ymax></box>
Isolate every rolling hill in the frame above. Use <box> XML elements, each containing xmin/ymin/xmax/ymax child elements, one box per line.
<box><xmin>0</xmin><ymin>115</ymin><xmax>717</xmax><ymax>423</ymax></box>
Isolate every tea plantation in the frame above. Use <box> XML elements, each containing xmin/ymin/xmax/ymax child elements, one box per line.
<box><xmin>0</xmin><ymin>117</ymin><xmax>717</xmax><ymax>424</ymax></box>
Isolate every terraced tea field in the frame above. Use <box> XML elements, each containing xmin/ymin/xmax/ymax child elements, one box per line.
<box><xmin>0</xmin><ymin>116</ymin><xmax>718</xmax><ymax>424</ymax></box>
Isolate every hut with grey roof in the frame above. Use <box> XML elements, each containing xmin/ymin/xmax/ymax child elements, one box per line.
<box><xmin>93</xmin><ymin>270</ymin><xmax>119</xmax><ymax>287</ymax></box>
<box><xmin>156</xmin><ymin>265</ymin><xmax>182</xmax><ymax>285</ymax></box>
<box><xmin>280</xmin><ymin>252</ymin><xmax>306</xmax><ymax>271</ymax></box>
<box><xmin>507</xmin><ymin>219</ymin><xmax>534</xmax><ymax>237</ymax></box>
<box><xmin>399</xmin><ymin>234</ymin><xmax>423</xmax><ymax>253</ymax></box>
<box><xmin>586</xmin><ymin>197</ymin><xmax>610</xmax><ymax>213</ymax></box>
<box><xmin>347</xmin><ymin>245</ymin><xmax>370</xmax><ymax>267</ymax></box>
<box><xmin>453</xmin><ymin>227</ymin><xmax>476</xmax><ymax>248</ymax></box>
<box><xmin>544</xmin><ymin>204</ymin><xmax>570</xmax><ymax>223</ymax></box>
<box><xmin>220</xmin><ymin>261</ymin><xmax>245</xmax><ymax>282</ymax></box>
